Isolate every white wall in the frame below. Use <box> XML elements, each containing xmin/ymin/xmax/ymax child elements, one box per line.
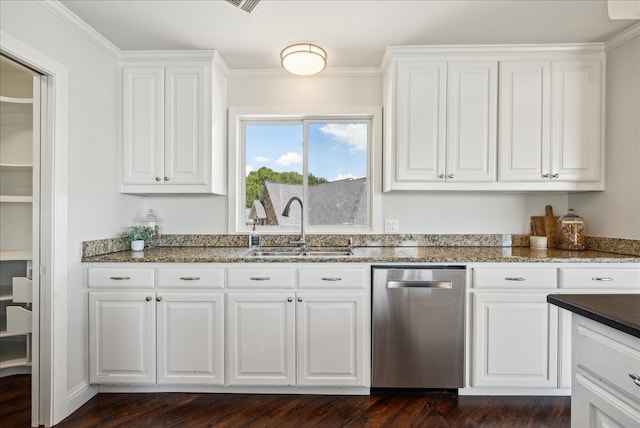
<box><xmin>569</xmin><ymin>33</ymin><xmax>640</xmax><ymax>239</ymax></box>
<box><xmin>145</xmin><ymin>71</ymin><xmax>569</xmax><ymax>235</ymax></box>
<box><xmin>0</xmin><ymin>0</ymin><xmax>139</xmax><ymax>417</ymax></box>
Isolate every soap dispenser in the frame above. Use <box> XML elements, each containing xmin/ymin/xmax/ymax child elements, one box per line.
<box><xmin>249</xmin><ymin>221</ymin><xmax>260</xmax><ymax>249</ymax></box>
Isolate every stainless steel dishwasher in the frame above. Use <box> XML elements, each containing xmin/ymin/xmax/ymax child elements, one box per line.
<box><xmin>372</xmin><ymin>265</ymin><xmax>466</xmax><ymax>389</ymax></box>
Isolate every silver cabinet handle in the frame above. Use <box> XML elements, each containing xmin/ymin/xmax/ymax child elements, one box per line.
<box><xmin>179</xmin><ymin>277</ymin><xmax>201</xmax><ymax>281</ymax></box>
<box><xmin>629</xmin><ymin>373</ymin><xmax>640</xmax><ymax>387</ymax></box>
<box><xmin>250</xmin><ymin>277</ymin><xmax>271</xmax><ymax>281</ymax></box>
<box><xmin>156</xmin><ymin>296</ymin><xmax>163</xmax><ymax>302</ymax></box>
<box><xmin>287</xmin><ymin>297</ymin><xmax>293</xmax><ymax>302</ymax></box>
<box><xmin>448</xmin><ymin>174</ymin><xmax>454</xmax><ymax>179</ymax></box>
<box><xmin>541</xmin><ymin>173</ymin><xmax>550</xmax><ymax>178</ymax></box>
<box><xmin>297</xmin><ymin>297</ymin><xmax>303</xmax><ymax>302</ymax></box>
<box><xmin>321</xmin><ymin>277</ymin><xmax>342</xmax><ymax>282</ymax></box>
<box><xmin>164</xmin><ymin>176</ymin><xmax>169</xmax><ymax>181</ymax></box>
<box><xmin>110</xmin><ymin>276</ymin><xmax>131</xmax><ymax>280</ymax></box>
<box><xmin>155</xmin><ymin>177</ymin><xmax>161</xmax><ymax>182</ymax></box>
<box><xmin>552</xmin><ymin>173</ymin><xmax>559</xmax><ymax>178</ymax></box>
<box><xmin>592</xmin><ymin>277</ymin><xmax>613</xmax><ymax>281</ymax></box>
<box><xmin>145</xmin><ymin>296</ymin><xmax>152</xmax><ymax>302</ymax></box>
<box><xmin>438</xmin><ymin>174</ymin><xmax>445</xmax><ymax>179</ymax></box>
<box><xmin>505</xmin><ymin>277</ymin><xmax>526</xmax><ymax>281</ymax></box>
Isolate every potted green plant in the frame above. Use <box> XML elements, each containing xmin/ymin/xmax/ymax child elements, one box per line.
<box><xmin>122</xmin><ymin>225</ymin><xmax>158</xmax><ymax>251</ymax></box>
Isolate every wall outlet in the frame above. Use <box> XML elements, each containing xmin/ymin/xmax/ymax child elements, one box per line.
<box><xmin>384</xmin><ymin>219</ymin><xmax>399</xmax><ymax>233</ymax></box>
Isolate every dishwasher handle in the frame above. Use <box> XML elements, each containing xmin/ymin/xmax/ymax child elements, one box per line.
<box><xmin>387</xmin><ymin>280</ymin><xmax>453</xmax><ymax>289</ymax></box>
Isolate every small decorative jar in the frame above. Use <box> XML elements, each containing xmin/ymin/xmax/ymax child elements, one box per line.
<box><xmin>557</xmin><ymin>209</ymin><xmax>586</xmax><ymax>250</ymax></box>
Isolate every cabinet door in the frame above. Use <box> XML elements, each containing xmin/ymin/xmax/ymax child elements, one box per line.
<box><xmin>447</xmin><ymin>62</ymin><xmax>497</xmax><ymax>182</ymax></box>
<box><xmin>122</xmin><ymin>67</ymin><xmax>164</xmax><ymax>185</ymax></box>
<box><xmin>498</xmin><ymin>61</ymin><xmax>551</xmax><ymax>182</ymax></box>
<box><xmin>393</xmin><ymin>61</ymin><xmax>447</xmax><ymax>185</ymax></box>
<box><xmin>296</xmin><ymin>293</ymin><xmax>366</xmax><ymax>386</ymax></box>
<box><xmin>472</xmin><ymin>292</ymin><xmax>558</xmax><ymax>387</ymax></box>
<box><xmin>226</xmin><ymin>293</ymin><xmax>295</xmax><ymax>386</ymax></box>
<box><xmin>572</xmin><ymin>373</ymin><xmax>640</xmax><ymax>428</ymax></box>
<box><xmin>89</xmin><ymin>292</ymin><xmax>156</xmax><ymax>384</ymax></box>
<box><xmin>551</xmin><ymin>60</ymin><xmax>602</xmax><ymax>182</ymax></box>
<box><xmin>164</xmin><ymin>66</ymin><xmax>209</xmax><ymax>185</ymax></box>
<box><xmin>156</xmin><ymin>292</ymin><xmax>224</xmax><ymax>385</ymax></box>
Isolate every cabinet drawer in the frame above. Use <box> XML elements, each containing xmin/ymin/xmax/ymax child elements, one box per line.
<box><xmin>575</xmin><ymin>317</ymin><xmax>640</xmax><ymax>401</ymax></box>
<box><xmin>560</xmin><ymin>268</ymin><xmax>640</xmax><ymax>289</ymax></box>
<box><xmin>12</xmin><ymin>277</ymin><xmax>32</xmax><ymax>303</ymax></box>
<box><xmin>298</xmin><ymin>268</ymin><xmax>368</xmax><ymax>289</ymax></box>
<box><xmin>7</xmin><ymin>306</ymin><xmax>32</xmax><ymax>333</ymax></box>
<box><xmin>472</xmin><ymin>267</ymin><xmax>557</xmax><ymax>289</ymax></box>
<box><xmin>88</xmin><ymin>268</ymin><xmax>155</xmax><ymax>288</ymax></box>
<box><xmin>227</xmin><ymin>267</ymin><xmax>295</xmax><ymax>288</ymax></box>
<box><xmin>157</xmin><ymin>268</ymin><xmax>224</xmax><ymax>289</ymax></box>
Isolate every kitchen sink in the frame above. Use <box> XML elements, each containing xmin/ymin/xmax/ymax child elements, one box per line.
<box><xmin>250</xmin><ymin>248</ymin><xmax>353</xmax><ymax>257</ymax></box>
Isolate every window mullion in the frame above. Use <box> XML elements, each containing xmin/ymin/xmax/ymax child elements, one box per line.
<box><xmin>302</xmin><ymin>120</ymin><xmax>309</xmax><ymax>230</ymax></box>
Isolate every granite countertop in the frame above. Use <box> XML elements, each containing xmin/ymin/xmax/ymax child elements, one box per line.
<box><xmin>81</xmin><ymin>246</ymin><xmax>640</xmax><ymax>264</ymax></box>
<box><xmin>547</xmin><ymin>294</ymin><xmax>640</xmax><ymax>339</ymax></box>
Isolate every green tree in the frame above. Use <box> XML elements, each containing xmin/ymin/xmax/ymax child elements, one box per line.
<box><xmin>245</xmin><ymin>167</ymin><xmax>327</xmax><ymax>207</ymax></box>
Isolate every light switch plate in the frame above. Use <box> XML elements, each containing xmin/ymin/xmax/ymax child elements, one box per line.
<box><xmin>384</xmin><ymin>219</ymin><xmax>399</xmax><ymax>233</ymax></box>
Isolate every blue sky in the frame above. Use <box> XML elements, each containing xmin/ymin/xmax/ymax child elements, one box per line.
<box><xmin>245</xmin><ymin>123</ymin><xmax>367</xmax><ymax>182</ymax></box>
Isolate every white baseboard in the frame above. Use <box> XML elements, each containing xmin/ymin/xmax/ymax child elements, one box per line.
<box><xmin>66</xmin><ymin>382</ymin><xmax>98</xmax><ymax>417</ymax></box>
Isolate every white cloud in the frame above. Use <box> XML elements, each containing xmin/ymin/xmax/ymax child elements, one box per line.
<box><xmin>276</xmin><ymin>152</ymin><xmax>302</xmax><ymax>166</ymax></box>
<box><xmin>332</xmin><ymin>173</ymin><xmax>356</xmax><ymax>181</ymax></box>
<box><xmin>254</xmin><ymin>156</ymin><xmax>270</xmax><ymax>162</ymax></box>
<box><xmin>319</xmin><ymin>124</ymin><xmax>367</xmax><ymax>152</ymax></box>
<box><xmin>246</xmin><ymin>165</ymin><xmax>254</xmax><ymax>176</ymax></box>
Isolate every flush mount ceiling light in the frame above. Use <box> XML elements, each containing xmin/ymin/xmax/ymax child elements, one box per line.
<box><xmin>280</xmin><ymin>43</ymin><xmax>327</xmax><ymax>76</ymax></box>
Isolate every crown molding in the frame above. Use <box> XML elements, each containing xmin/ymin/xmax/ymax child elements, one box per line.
<box><xmin>228</xmin><ymin>67</ymin><xmax>382</xmax><ymax>79</ymax></box>
<box><xmin>605</xmin><ymin>22</ymin><xmax>640</xmax><ymax>51</ymax></box>
<box><xmin>39</xmin><ymin>0</ymin><xmax>121</xmax><ymax>60</ymax></box>
<box><xmin>381</xmin><ymin>43</ymin><xmax>607</xmax><ymax>68</ymax></box>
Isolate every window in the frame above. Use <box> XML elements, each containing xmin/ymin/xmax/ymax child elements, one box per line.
<box><xmin>229</xmin><ymin>109</ymin><xmax>381</xmax><ymax>234</ymax></box>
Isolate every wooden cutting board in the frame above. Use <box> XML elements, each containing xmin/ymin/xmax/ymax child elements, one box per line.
<box><xmin>531</xmin><ymin>215</ymin><xmax>546</xmax><ymax>237</ymax></box>
<box><xmin>544</xmin><ymin>205</ymin><xmax>558</xmax><ymax>248</ymax></box>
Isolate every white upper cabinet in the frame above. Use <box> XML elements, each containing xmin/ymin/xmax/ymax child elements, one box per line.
<box><xmin>498</xmin><ymin>61</ymin><xmax>551</xmax><ymax>182</ymax></box>
<box><xmin>121</xmin><ymin>51</ymin><xmax>227</xmax><ymax>194</ymax></box>
<box><xmin>393</xmin><ymin>61</ymin><xmax>447</xmax><ymax>183</ymax></box>
<box><xmin>384</xmin><ymin>58</ymin><xmax>497</xmax><ymax>190</ymax></box>
<box><xmin>447</xmin><ymin>61</ymin><xmax>497</xmax><ymax>182</ymax></box>
<box><xmin>384</xmin><ymin>46</ymin><xmax>604</xmax><ymax>191</ymax></box>
<box><xmin>550</xmin><ymin>60</ymin><xmax>602</xmax><ymax>183</ymax></box>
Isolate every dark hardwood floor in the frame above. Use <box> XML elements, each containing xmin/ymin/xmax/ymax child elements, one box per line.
<box><xmin>1</xmin><ymin>375</ymin><xmax>570</xmax><ymax>427</ymax></box>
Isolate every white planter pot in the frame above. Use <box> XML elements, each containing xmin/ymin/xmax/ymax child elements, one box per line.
<box><xmin>131</xmin><ymin>240</ymin><xmax>145</xmax><ymax>251</ymax></box>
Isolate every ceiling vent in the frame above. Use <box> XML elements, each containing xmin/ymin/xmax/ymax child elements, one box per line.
<box><xmin>225</xmin><ymin>0</ymin><xmax>260</xmax><ymax>13</ymax></box>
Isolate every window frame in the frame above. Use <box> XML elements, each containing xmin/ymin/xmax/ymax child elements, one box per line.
<box><xmin>228</xmin><ymin>107</ymin><xmax>382</xmax><ymax>234</ymax></box>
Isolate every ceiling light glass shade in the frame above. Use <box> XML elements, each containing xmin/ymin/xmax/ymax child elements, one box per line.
<box><xmin>280</xmin><ymin>43</ymin><xmax>327</xmax><ymax>76</ymax></box>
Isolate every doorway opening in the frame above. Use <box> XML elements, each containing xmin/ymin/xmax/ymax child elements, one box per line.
<box><xmin>0</xmin><ymin>54</ymin><xmax>42</xmax><ymax>427</ymax></box>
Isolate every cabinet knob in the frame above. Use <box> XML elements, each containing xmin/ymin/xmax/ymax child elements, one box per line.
<box><xmin>629</xmin><ymin>373</ymin><xmax>640</xmax><ymax>387</ymax></box>
<box><xmin>438</xmin><ymin>174</ymin><xmax>445</xmax><ymax>179</ymax></box>
<box><xmin>287</xmin><ymin>297</ymin><xmax>293</xmax><ymax>302</ymax></box>
<box><xmin>447</xmin><ymin>174</ymin><xmax>454</xmax><ymax>179</ymax></box>
<box><xmin>145</xmin><ymin>296</ymin><xmax>152</xmax><ymax>302</ymax></box>
<box><xmin>156</xmin><ymin>296</ymin><xmax>163</xmax><ymax>302</ymax></box>
<box><xmin>297</xmin><ymin>297</ymin><xmax>303</xmax><ymax>302</ymax></box>
<box><xmin>155</xmin><ymin>177</ymin><xmax>161</xmax><ymax>182</ymax></box>
<box><xmin>552</xmin><ymin>173</ymin><xmax>559</xmax><ymax>178</ymax></box>
<box><xmin>164</xmin><ymin>176</ymin><xmax>170</xmax><ymax>182</ymax></box>
<box><xmin>541</xmin><ymin>173</ymin><xmax>550</xmax><ymax>179</ymax></box>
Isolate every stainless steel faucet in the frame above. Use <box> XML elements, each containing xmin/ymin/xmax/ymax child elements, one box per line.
<box><xmin>282</xmin><ymin>196</ymin><xmax>306</xmax><ymax>249</ymax></box>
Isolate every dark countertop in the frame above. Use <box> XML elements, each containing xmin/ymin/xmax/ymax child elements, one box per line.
<box><xmin>547</xmin><ymin>294</ymin><xmax>640</xmax><ymax>339</ymax></box>
<box><xmin>81</xmin><ymin>246</ymin><xmax>640</xmax><ymax>264</ymax></box>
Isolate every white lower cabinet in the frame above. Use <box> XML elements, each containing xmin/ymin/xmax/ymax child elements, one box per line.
<box><xmin>571</xmin><ymin>316</ymin><xmax>640</xmax><ymax>428</ymax></box>
<box><xmin>89</xmin><ymin>291</ymin><xmax>224</xmax><ymax>385</ymax></box>
<box><xmin>226</xmin><ymin>293</ymin><xmax>295</xmax><ymax>386</ymax></box>
<box><xmin>226</xmin><ymin>291</ymin><xmax>367</xmax><ymax>387</ymax></box>
<box><xmin>471</xmin><ymin>292</ymin><xmax>558</xmax><ymax>388</ymax></box>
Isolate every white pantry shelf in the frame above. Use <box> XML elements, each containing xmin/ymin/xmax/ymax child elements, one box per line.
<box><xmin>0</xmin><ymin>195</ymin><xmax>32</xmax><ymax>203</ymax></box>
<box><xmin>0</xmin><ymin>96</ymin><xmax>33</xmax><ymax>104</ymax></box>
<box><xmin>0</xmin><ymin>251</ymin><xmax>32</xmax><ymax>261</ymax></box>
